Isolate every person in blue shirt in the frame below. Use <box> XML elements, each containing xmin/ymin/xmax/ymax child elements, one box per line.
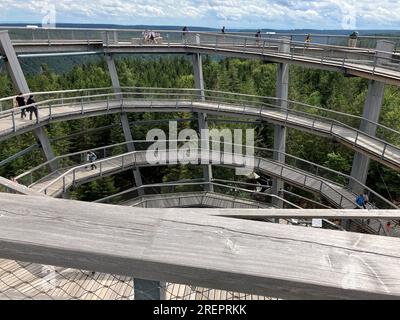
<box><xmin>355</xmin><ymin>192</ymin><xmax>368</xmax><ymax>209</ymax></box>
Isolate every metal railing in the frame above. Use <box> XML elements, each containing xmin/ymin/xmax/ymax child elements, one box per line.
<box><xmin>1</xmin><ymin>87</ymin><xmax>397</xmax><ymax>135</ymax></box>
<box><xmin>3</xmin><ymin>27</ymin><xmax>400</xmax><ymax>79</ymax></box>
<box><xmin>1</xmin><ymin>88</ymin><xmax>399</xmax><ymax>169</ymax></box>
<box><xmin>18</xmin><ymin>147</ymin><xmax>388</xmax><ymax>210</ymax></box>
<box><xmin>93</xmin><ymin>179</ymin><xmax>396</xmax><ymax>237</ymax></box>
<box><xmin>94</xmin><ymin>180</ymin><xmax>346</xmax><ymax>231</ymax></box>
<box><xmin>2</xmin><ymin>26</ymin><xmax>400</xmax><ymax>48</ymax></box>
<box><xmin>94</xmin><ymin>180</ymin><xmax>329</xmax><ymax>228</ymax></box>
<box><xmin>94</xmin><ymin>180</ymin><xmax>294</xmax><ymax>207</ymax></box>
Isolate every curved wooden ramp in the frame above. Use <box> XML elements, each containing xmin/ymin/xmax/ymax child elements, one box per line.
<box><xmin>0</xmin><ymin>98</ymin><xmax>398</xmax><ymax>171</ymax></box>
<box><xmin>28</xmin><ymin>150</ymin><xmax>357</xmax><ymax>209</ymax></box>
<box><xmin>123</xmin><ymin>191</ymin><xmax>272</xmax><ymax>209</ymax></box>
<box><xmin>9</xmin><ymin>36</ymin><xmax>400</xmax><ymax>86</ymax></box>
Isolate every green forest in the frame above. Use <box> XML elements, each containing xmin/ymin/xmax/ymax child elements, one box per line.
<box><xmin>0</xmin><ymin>54</ymin><xmax>399</xmax><ymax>206</ymax></box>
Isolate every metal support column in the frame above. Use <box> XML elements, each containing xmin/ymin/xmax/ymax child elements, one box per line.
<box><xmin>272</xmin><ymin>37</ymin><xmax>290</xmax><ymax>208</ymax></box>
<box><xmin>105</xmin><ymin>53</ymin><xmax>121</xmax><ymax>97</ymax></box>
<box><xmin>349</xmin><ymin>40</ymin><xmax>395</xmax><ymax>195</ymax></box>
<box><xmin>192</xmin><ymin>34</ymin><xmax>213</xmax><ymax>191</ymax></box>
<box><xmin>134</xmin><ymin>279</ymin><xmax>166</xmax><ymax>300</ymax></box>
<box><xmin>105</xmin><ymin>53</ymin><xmax>144</xmax><ymax>196</ymax></box>
<box><xmin>0</xmin><ymin>31</ymin><xmax>57</xmax><ymax>171</ymax></box>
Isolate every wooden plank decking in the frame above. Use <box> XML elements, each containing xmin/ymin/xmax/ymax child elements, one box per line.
<box><xmin>1</xmin><ymin>194</ymin><xmax>400</xmax><ymax>299</ymax></box>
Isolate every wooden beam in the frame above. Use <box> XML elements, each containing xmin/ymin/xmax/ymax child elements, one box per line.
<box><xmin>0</xmin><ymin>177</ymin><xmax>46</xmax><ymax>197</ymax></box>
<box><xmin>1</xmin><ymin>194</ymin><xmax>400</xmax><ymax>300</ymax></box>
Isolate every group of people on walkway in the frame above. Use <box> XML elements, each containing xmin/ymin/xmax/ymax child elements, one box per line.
<box><xmin>15</xmin><ymin>93</ymin><xmax>38</xmax><ymax>122</ymax></box>
<box><xmin>142</xmin><ymin>30</ymin><xmax>162</xmax><ymax>44</ymax></box>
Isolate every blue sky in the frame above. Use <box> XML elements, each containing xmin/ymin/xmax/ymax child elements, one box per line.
<box><xmin>0</xmin><ymin>0</ymin><xmax>399</xmax><ymax>30</ymax></box>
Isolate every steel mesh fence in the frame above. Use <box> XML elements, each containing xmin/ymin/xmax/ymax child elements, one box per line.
<box><xmin>0</xmin><ymin>259</ymin><xmax>276</xmax><ymax>300</ymax></box>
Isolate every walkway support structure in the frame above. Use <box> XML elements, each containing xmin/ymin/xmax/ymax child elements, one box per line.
<box><xmin>104</xmin><ymin>52</ymin><xmax>158</xmax><ymax>297</ymax></box>
<box><xmin>0</xmin><ymin>31</ymin><xmax>57</xmax><ymax>171</ymax></box>
<box><xmin>349</xmin><ymin>40</ymin><xmax>395</xmax><ymax>195</ymax></box>
<box><xmin>192</xmin><ymin>34</ymin><xmax>213</xmax><ymax>192</ymax></box>
<box><xmin>272</xmin><ymin>37</ymin><xmax>290</xmax><ymax>208</ymax></box>
<box><xmin>105</xmin><ymin>53</ymin><xmax>144</xmax><ymax>196</ymax></box>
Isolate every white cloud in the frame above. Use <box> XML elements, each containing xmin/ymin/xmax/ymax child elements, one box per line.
<box><xmin>0</xmin><ymin>0</ymin><xmax>399</xmax><ymax>29</ymax></box>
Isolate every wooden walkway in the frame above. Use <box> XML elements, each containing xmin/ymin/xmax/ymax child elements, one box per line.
<box><xmin>11</xmin><ymin>40</ymin><xmax>400</xmax><ymax>85</ymax></box>
<box><xmin>27</xmin><ymin>150</ymin><xmax>356</xmax><ymax>209</ymax></box>
<box><xmin>0</xmin><ymin>99</ymin><xmax>398</xmax><ymax>171</ymax></box>
<box><xmin>1</xmin><ymin>194</ymin><xmax>400</xmax><ymax>299</ymax></box>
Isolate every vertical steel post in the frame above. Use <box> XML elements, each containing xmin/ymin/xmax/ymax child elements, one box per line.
<box><xmin>0</xmin><ymin>31</ymin><xmax>57</xmax><ymax>171</ymax></box>
<box><xmin>272</xmin><ymin>37</ymin><xmax>290</xmax><ymax>209</ymax></box>
<box><xmin>192</xmin><ymin>34</ymin><xmax>213</xmax><ymax>192</ymax></box>
<box><xmin>349</xmin><ymin>40</ymin><xmax>395</xmax><ymax>194</ymax></box>
<box><xmin>105</xmin><ymin>53</ymin><xmax>144</xmax><ymax>196</ymax></box>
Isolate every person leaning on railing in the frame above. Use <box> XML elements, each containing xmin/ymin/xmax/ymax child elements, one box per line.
<box><xmin>255</xmin><ymin>29</ymin><xmax>261</xmax><ymax>46</ymax></box>
<box><xmin>305</xmin><ymin>33</ymin><xmax>312</xmax><ymax>46</ymax></box>
<box><xmin>348</xmin><ymin>31</ymin><xmax>359</xmax><ymax>48</ymax></box>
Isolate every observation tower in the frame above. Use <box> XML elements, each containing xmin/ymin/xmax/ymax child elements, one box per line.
<box><xmin>0</xmin><ymin>27</ymin><xmax>400</xmax><ymax>300</ymax></box>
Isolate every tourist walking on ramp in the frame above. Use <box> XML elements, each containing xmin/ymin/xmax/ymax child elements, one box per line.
<box><xmin>16</xmin><ymin>93</ymin><xmax>27</xmax><ymax>119</ymax></box>
<box><xmin>182</xmin><ymin>26</ymin><xmax>188</xmax><ymax>43</ymax></box>
<box><xmin>363</xmin><ymin>191</ymin><xmax>370</xmax><ymax>208</ymax></box>
<box><xmin>255</xmin><ymin>29</ymin><xmax>261</xmax><ymax>46</ymax></box>
<box><xmin>86</xmin><ymin>151</ymin><xmax>97</xmax><ymax>170</ymax></box>
<box><xmin>27</xmin><ymin>95</ymin><xmax>38</xmax><ymax>123</ymax></box>
<box><xmin>305</xmin><ymin>33</ymin><xmax>312</xmax><ymax>46</ymax></box>
<box><xmin>355</xmin><ymin>193</ymin><xmax>366</xmax><ymax>209</ymax></box>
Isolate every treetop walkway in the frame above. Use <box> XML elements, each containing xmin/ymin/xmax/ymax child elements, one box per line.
<box><xmin>1</xmin><ymin>88</ymin><xmax>399</xmax><ymax>171</ymax></box>
<box><xmin>1</xmin><ymin>27</ymin><xmax>400</xmax><ymax>300</ymax></box>
<box><xmin>11</xmin><ymin>143</ymin><xmax>394</xmax><ymax>209</ymax></box>
<box><xmin>3</xmin><ymin>27</ymin><xmax>400</xmax><ymax>86</ymax></box>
